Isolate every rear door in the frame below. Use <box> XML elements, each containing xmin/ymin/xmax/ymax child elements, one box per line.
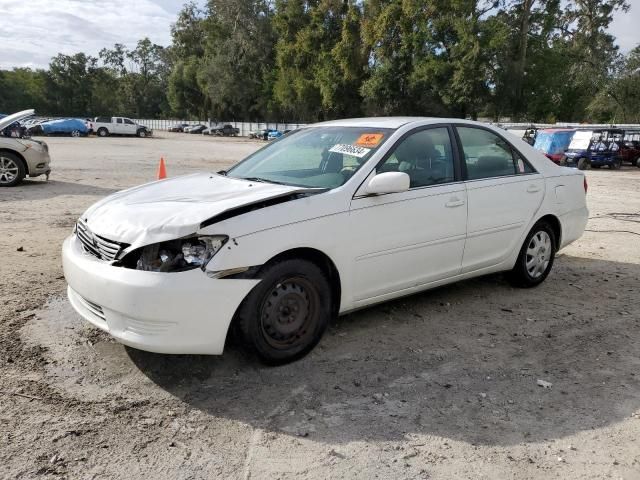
<box><xmin>112</xmin><ymin>117</ymin><xmax>125</xmax><ymax>134</ymax></box>
<box><xmin>454</xmin><ymin>125</ymin><xmax>544</xmax><ymax>273</ymax></box>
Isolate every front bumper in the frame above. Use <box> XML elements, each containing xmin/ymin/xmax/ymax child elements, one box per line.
<box><xmin>24</xmin><ymin>147</ymin><xmax>51</xmax><ymax>177</ymax></box>
<box><xmin>62</xmin><ymin>235</ymin><xmax>259</xmax><ymax>354</ymax></box>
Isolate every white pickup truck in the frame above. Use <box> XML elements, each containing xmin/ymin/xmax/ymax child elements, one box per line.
<box><xmin>93</xmin><ymin>117</ymin><xmax>152</xmax><ymax>138</ymax></box>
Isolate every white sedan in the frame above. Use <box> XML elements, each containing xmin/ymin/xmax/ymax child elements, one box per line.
<box><xmin>62</xmin><ymin>118</ymin><xmax>588</xmax><ymax>363</ymax></box>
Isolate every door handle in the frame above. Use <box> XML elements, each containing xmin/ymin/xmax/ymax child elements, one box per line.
<box><xmin>527</xmin><ymin>185</ymin><xmax>541</xmax><ymax>193</ymax></box>
<box><xmin>445</xmin><ymin>197</ymin><xmax>465</xmax><ymax>208</ymax></box>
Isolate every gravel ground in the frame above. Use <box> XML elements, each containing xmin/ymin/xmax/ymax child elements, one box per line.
<box><xmin>1</xmin><ymin>133</ymin><xmax>639</xmax><ymax>479</ymax></box>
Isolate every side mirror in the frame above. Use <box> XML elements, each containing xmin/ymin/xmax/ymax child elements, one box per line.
<box><xmin>365</xmin><ymin>171</ymin><xmax>410</xmax><ymax>195</ymax></box>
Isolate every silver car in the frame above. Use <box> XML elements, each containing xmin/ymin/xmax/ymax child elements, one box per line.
<box><xmin>0</xmin><ymin>109</ymin><xmax>51</xmax><ymax>186</ymax></box>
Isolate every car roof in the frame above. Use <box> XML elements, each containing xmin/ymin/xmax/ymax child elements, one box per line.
<box><xmin>538</xmin><ymin>128</ymin><xmax>576</xmax><ymax>133</ymax></box>
<box><xmin>313</xmin><ymin>116</ymin><xmax>518</xmax><ymax>130</ymax></box>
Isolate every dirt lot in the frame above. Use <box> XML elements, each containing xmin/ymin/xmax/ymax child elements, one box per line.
<box><xmin>1</xmin><ymin>133</ymin><xmax>639</xmax><ymax>479</ymax></box>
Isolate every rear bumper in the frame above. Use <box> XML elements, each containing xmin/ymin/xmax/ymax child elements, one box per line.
<box><xmin>62</xmin><ymin>235</ymin><xmax>259</xmax><ymax>354</ymax></box>
<box><xmin>559</xmin><ymin>206</ymin><xmax>589</xmax><ymax>249</ymax></box>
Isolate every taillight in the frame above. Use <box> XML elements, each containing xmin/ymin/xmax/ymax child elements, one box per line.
<box><xmin>583</xmin><ymin>176</ymin><xmax>588</xmax><ymax>194</ymax></box>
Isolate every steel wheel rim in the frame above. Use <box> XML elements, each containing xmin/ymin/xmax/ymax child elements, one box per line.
<box><xmin>525</xmin><ymin>231</ymin><xmax>552</xmax><ymax>279</ymax></box>
<box><xmin>260</xmin><ymin>277</ymin><xmax>317</xmax><ymax>350</ymax></box>
<box><xmin>0</xmin><ymin>156</ymin><xmax>19</xmax><ymax>184</ymax></box>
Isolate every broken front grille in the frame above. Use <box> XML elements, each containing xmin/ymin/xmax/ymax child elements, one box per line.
<box><xmin>76</xmin><ymin>219</ymin><xmax>128</xmax><ymax>262</ymax></box>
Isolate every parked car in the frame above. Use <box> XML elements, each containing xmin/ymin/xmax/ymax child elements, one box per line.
<box><xmin>267</xmin><ymin>129</ymin><xmax>283</xmax><ymax>140</ymax></box>
<box><xmin>168</xmin><ymin>123</ymin><xmax>190</xmax><ymax>133</ymax></box>
<box><xmin>620</xmin><ymin>129</ymin><xmax>640</xmax><ymax>166</ymax></box>
<box><xmin>213</xmin><ymin>124</ymin><xmax>240</xmax><ymax>136</ymax></box>
<box><xmin>185</xmin><ymin>124</ymin><xmax>207</xmax><ymax>134</ymax></box>
<box><xmin>248</xmin><ymin>129</ymin><xmax>263</xmax><ymax>139</ymax></box>
<box><xmin>533</xmin><ymin>129</ymin><xmax>576</xmax><ymax>164</ymax></box>
<box><xmin>40</xmin><ymin>118</ymin><xmax>89</xmax><ymax>137</ymax></box>
<box><xmin>94</xmin><ymin>116</ymin><xmax>152</xmax><ymax>138</ymax></box>
<box><xmin>62</xmin><ymin>117</ymin><xmax>588</xmax><ymax>363</ymax></box>
<box><xmin>0</xmin><ymin>109</ymin><xmax>51</xmax><ymax>187</ymax></box>
<box><xmin>85</xmin><ymin>118</ymin><xmax>95</xmax><ymax>134</ymax></box>
<box><xmin>561</xmin><ymin>129</ymin><xmax>624</xmax><ymax>170</ymax></box>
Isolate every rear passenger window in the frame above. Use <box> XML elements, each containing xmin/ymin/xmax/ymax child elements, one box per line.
<box><xmin>457</xmin><ymin>127</ymin><xmax>534</xmax><ymax>180</ymax></box>
<box><xmin>377</xmin><ymin>128</ymin><xmax>455</xmax><ymax>188</ymax></box>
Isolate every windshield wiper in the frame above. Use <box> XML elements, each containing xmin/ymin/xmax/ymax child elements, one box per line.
<box><xmin>240</xmin><ymin>177</ymin><xmax>289</xmax><ymax>185</ymax></box>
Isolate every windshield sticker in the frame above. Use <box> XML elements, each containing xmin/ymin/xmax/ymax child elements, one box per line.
<box><xmin>329</xmin><ymin>144</ymin><xmax>371</xmax><ymax>158</ymax></box>
<box><xmin>354</xmin><ymin>133</ymin><xmax>384</xmax><ymax>148</ymax></box>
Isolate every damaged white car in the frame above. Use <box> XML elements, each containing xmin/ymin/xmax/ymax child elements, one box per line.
<box><xmin>63</xmin><ymin>118</ymin><xmax>588</xmax><ymax>363</ymax></box>
<box><xmin>0</xmin><ymin>109</ymin><xmax>51</xmax><ymax>186</ymax></box>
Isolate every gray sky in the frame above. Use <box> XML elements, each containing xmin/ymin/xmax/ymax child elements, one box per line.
<box><xmin>0</xmin><ymin>0</ymin><xmax>637</xmax><ymax>70</ymax></box>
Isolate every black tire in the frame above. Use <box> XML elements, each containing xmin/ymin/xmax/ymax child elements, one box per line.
<box><xmin>137</xmin><ymin>129</ymin><xmax>147</xmax><ymax>138</ymax></box>
<box><xmin>610</xmin><ymin>158</ymin><xmax>622</xmax><ymax>170</ymax></box>
<box><xmin>507</xmin><ymin>221</ymin><xmax>556</xmax><ymax>288</ymax></box>
<box><xmin>577</xmin><ymin>157</ymin><xmax>590</xmax><ymax>170</ymax></box>
<box><xmin>636</xmin><ymin>156</ymin><xmax>640</xmax><ymax>168</ymax></box>
<box><xmin>0</xmin><ymin>151</ymin><xmax>26</xmax><ymax>187</ymax></box>
<box><xmin>97</xmin><ymin>128</ymin><xmax>109</xmax><ymax>137</ymax></box>
<box><xmin>235</xmin><ymin>259</ymin><xmax>332</xmax><ymax>364</ymax></box>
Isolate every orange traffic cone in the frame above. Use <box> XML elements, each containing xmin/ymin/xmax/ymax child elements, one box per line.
<box><xmin>157</xmin><ymin>157</ymin><xmax>167</xmax><ymax>180</ymax></box>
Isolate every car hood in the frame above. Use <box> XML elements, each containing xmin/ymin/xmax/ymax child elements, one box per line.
<box><xmin>82</xmin><ymin>173</ymin><xmax>317</xmax><ymax>245</ymax></box>
<box><xmin>0</xmin><ymin>109</ymin><xmax>34</xmax><ymax>131</ymax></box>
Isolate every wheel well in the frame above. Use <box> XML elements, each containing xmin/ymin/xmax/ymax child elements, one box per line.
<box><xmin>0</xmin><ymin>149</ymin><xmax>28</xmax><ymax>174</ymax></box>
<box><xmin>537</xmin><ymin>214</ymin><xmax>561</xmax><ymax>250</ymax></box>
<box><xmin>264</xmin><ymin>248</ymin><xmax>342</xmax><ymax>317</ymax></box>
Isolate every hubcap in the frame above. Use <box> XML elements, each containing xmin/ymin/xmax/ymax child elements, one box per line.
<box><xmin>0</xmin><ymin>156</ymin><xmax>19</xmax><ymax>183</ymax></box>
<box><xmin>525</xmin><ymin>231</ymin><xmax>552</xmax><ymax>279</ymax></box>
<box><xmin>260</xmin><ymin>278</ymin><xmax>317</xmax><ymax>349</ymax></box>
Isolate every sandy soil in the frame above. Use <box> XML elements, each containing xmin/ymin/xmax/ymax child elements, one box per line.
<box><xmin>1</xmin><ymin>133</ymin><xmax>639</xmax><ymax>479</ymax></box>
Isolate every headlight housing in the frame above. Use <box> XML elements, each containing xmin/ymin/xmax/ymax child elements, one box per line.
<box><xmin>131</xmin><ymin>235</ymin><xmax>227</xmax><ymax>272</ymax></box>
<box><xmin>17</xmin><ymin>138</ymin><xmax>45</xmax><ymax>152</ymax></box>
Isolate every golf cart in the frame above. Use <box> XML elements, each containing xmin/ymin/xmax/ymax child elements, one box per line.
<box><xmin>561</xmin><ymin>129</ymin><xmax>624</xmax><ymax>170</ymax></box>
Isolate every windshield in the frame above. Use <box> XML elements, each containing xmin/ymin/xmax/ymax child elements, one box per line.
<box><xmin>227</xmin><ymin>126</ymin><xmax>394</xmax><ymax>189</ymax></box>
<box><xmin>568</xmin><ymin>131</ymin><xmax>593</xmax><ymax>151</ymax></box>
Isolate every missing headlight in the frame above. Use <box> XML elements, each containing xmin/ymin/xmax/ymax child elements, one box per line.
<box><xmin>121</xmin><ymin>235</ymin><xmax>227</xmax><ymax>272</ymax></box>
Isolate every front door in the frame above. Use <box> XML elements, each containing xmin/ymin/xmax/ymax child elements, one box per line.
<box><xmin>348</xmin><ymin>126</ymin><xmax>467</xmax><ymax>304</ymax></box>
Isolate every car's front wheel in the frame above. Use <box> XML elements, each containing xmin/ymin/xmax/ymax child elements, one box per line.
<box><xmin>137</xmin><ymin>129</ymin><xmax>147</xmax><ymax>138</ymax></box>
<box><xmin>0</xmin><ymin>152</ymin><xmax>26</xmax><ymax>187</ymax></box>
<box><xmin>236</xmin><ymin>259</ymin><xmax>331</xmax><ymax>364</ymax></box>
<box><xmin>508</xmin><ymin>221</ymin><xmax>556</xmax><ymax>288</ymax></box>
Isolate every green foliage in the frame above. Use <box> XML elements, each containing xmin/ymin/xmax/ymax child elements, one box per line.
<box><xmin>0</xmin><ymin>0</ymin><xmax>634</xmax><ymax>122</ymax></box>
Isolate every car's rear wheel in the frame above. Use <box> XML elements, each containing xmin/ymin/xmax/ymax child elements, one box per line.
<box><xmin>577</xmin><ymin>157</ymin><xmax>590</xmax><ymax>170</ymax></box>
<box><xmin>236</xmin><ymin>259</ymin><xmax>331</xmax><ymax>364</ymax></box>
<box><xmin>97</xmin><ymin>128</ymin><xmax>108</xmax><ymax>137</ymax></box>
<box><xmin>508</xmin><ymin>221</ymin><xmax>556</xmax><ymax>288</ymax></box>
<box><xmin>610</xmin><ymin>158</ymin><xmax>622</xmax><ymax>169</ymax></box>
<box><xmin>0</xmin><ymin>152</ymin><xmax>26</xmax><ymax>187</ymax></box>
<box><xmin>70</xmin><ymin>130</ymin><xmax>81</xmax><ymax>137</ymax></box>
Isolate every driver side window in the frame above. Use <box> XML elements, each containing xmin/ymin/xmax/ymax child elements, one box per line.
<box><xmin>378</xmin><ymin>128</ymin><xmax>455</xmax><ymax>188</ymax></box>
